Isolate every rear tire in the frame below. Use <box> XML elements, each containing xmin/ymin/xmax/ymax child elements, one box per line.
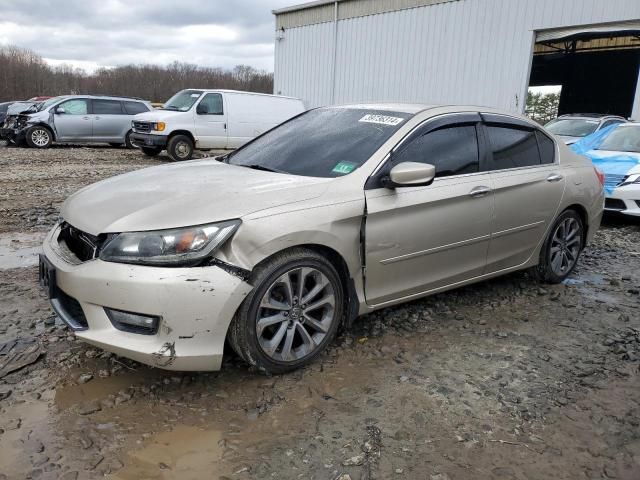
<box><xmin>228</xmin><ymin>248</ymin><xmax>344</xmax><ymax>374</ymax></box>
<box><xmin>531</xmin><ymin>209</ymin><xmax>584</xmax><ymax>284</ymax></box>
<box><xmin>25</xmin><ymin>126</ymin><xmax>53</xmax><ymax>149</ymax></box>
<box><xmin>124</xmin><ymin>130</ymin><xmax>135</xmax><ymax>149</ymax></box>
<box><xmin>167</xmin><ymin>134</ymin><xmax>193</xmax><ymax>161</ymax></box>
<box><xmin>141</xmin><ymin>146</ymin><xmax>162</xmax><ymax>157</ymax></box>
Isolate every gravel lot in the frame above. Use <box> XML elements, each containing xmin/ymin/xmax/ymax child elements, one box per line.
<box><xmin>0</xmin><ymin>143</ymin><xmax>639</xmax><ymax>480</ymax></box>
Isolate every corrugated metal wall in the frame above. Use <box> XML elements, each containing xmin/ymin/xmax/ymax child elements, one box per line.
<box><xmin>274</xmin><ymin>0</ymin><xmax>640</xmax><ymax>111</ymax></box>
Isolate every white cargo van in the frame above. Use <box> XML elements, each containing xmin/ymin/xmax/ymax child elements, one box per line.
<box><xmin>130</xmin><ymin>89</ymin><xmax>305</xmax><ymax>161</ymax></box>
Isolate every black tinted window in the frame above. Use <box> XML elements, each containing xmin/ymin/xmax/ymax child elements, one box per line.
<box><xmin>228</xmin><ymin>108</ymin><xmax>411</xmax><ymax>178</ymax></box>
<box><xmin>536</xmin><ymin>131</ymin><xmax>555</xmax><ymax>164</ymax></box>
<box><xmin>123</xmin><ymin>101</ymin><xmax>149</xmax><ymax>115</ymax></box>
<box><xmin>394</xmin><ymin>125</ymin><xmax>479</xmax><ymax>177</ymax></box>
<box><xmin>486</xmin><ymin>126</ymin><xmax>540</xmax><ymax>170</ymax></box>
<box><xmin>93</xmin><ymin>100</ymin><xmax>123</xmax><ymax>115</ymax></box>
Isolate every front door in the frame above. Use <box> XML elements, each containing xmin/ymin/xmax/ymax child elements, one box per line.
<box><xmin>53</xmin><ymin>99</ymin><xmax>92</xmax><ymax>141</ymax></box>
<box><xmin>364</xmin><ymin>116</ymin><xmax>494</xmax><ymax>307</ymax></box>
<box><xmin>194</xmin><ymin>93</ymin><xmax>227</xmax><ymax>149</ymax></box>
<box><xmin>481</xmin><ymin>120</ymin><xmax>565</xmax><ymax>272</ymax></box>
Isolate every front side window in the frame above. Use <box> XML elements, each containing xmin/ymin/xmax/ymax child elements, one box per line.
<box><xmin>486</xmin><ymin>126</ymin><xmax>541</xmax><ymax>170</ymax></box>
<box><xmin>163</xmin><ymin>89</ymin><xmax>203</xmax><ymax>112</ymax></box>
<box><xmin>93</xmin><ymin>100</ymin><xmax>123</xmax><ymax>115</ymax></box>
<box><xmin>228</xmin><ymin>108</ymin><xmax>412</xmax><ymax>178</ymax></box>
<box><xmin>393</xmin><ymin>125</ymin><xmax>479</xmax><ymax>178</ymax></box>
<box><xmin>197</xmin><ymin>93</ymin><xmax>223</xmax><ymax>115</ymax></box>
<box><xmin>58</xmin><ymin>99</ymin><xmax>88</xmax><ymax>115</ymax></box>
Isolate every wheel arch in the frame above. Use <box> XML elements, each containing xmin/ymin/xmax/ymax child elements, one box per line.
<box><xmin>167</xmin><ymin>129</ymin><xmax>195</xmax><ymax>143</ymax></box>
<box><xmin>28</xmin><ymin>122</ymin><xmax>56</xmax><ymax>141</ymax></box>
<box><xmin>562</xmin><ymin>203</ymin><xmax>589</xmax><ymax>247</ymax></box>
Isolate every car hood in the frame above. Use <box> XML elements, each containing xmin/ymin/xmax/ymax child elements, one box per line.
<box><xmin>133</xmin><ymin>110</ymin><xmax>187</xmax><ymax>122</ymax></box>
<box><xmin>61</xmin><ymin>160</ymin><xmax>332</xmax><ymax>235</ymax></box>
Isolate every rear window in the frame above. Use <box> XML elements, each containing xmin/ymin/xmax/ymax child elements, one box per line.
<box><xmin>486</xmin><ymin>126</ymin><xmax>541</xmax><ymax>170</ymax></box>
<box><xmin>123</xmin><ymin>101</ymin><xmax>149</xmax><ymax>115</ymax></box>
<box><xmin>228</xmin><ymin>108</ymin><xmax>412</xmax><ymax>178</ymax></box>
<box><xmin>545</xmin><ymin>118</ymin><xmax>599</xmax><ymax>138</ymax></box>
<box><xmin>93</xmin><ymin>100</ymin><xmax>123</xmax><ymax>115</ymax></box>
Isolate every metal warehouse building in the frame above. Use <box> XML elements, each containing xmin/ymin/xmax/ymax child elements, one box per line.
<box><xmin>273</xmin><ymin>0</ymin><xmax>640</xmax><ymax>118</ymax></box>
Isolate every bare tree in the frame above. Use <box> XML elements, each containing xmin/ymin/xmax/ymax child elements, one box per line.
<box><xmin>0</xmin><ymin>45</ymin><xmax>274</xmax><ymax>102</ymax></box>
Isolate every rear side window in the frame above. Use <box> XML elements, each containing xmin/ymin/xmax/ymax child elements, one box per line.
<box><xmin>93</xmin><ymin>100</ymin><xmax>123</xmax><ymax>115</ymax></box>
<box><xmin>123</xmin><ymin>101</ymin><xmax>149</xmax><ymax>115</ymax></box>
<box><xmin>536</xmin><ymin>131</ymin><xmax>556</xmax><ymax>164</ymax></box>
<box><xmin>486</xmin><ymin>126</ymin><xmax>540</xmax><ymax>170</ymax></box>
<box><xmin>394</xmin><ymin>125</ymin><xmax>479</xmax><ymax>178</ymax></box>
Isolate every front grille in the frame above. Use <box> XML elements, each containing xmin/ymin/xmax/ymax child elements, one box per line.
<box><xmin>133</xmin><ymin>121</ymin><xmax>151</xmax><ymax>133</ymax></box>
<box><xmin>57</xmin><ymin>222</ymin><xmax>102</xmax><ymax>262</ymax></box>
<box><xmin>604</xmin><ymin>198</ymin><xmax>626</xmax><ymax>211</ymax></box>
<box><xmin>604</xmin><ymin>174</ymin><xmax>627</xmax><ymax>191</ymax></box>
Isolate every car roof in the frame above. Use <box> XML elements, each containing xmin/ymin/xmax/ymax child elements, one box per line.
<box><xmin>558</xmin><ymin>113</ymin><xmax>626</xmax><ymax>120</ymax></box>
<box><xmin>54</xmin><ymin>95</ymin><xmax>147</xmax><ymax>102</ymax></box>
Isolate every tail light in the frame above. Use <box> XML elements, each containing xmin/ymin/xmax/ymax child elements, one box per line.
<box><xmin>594</xmin><ymin>167</ymin><xmax>605</xmax><ymax>188</ymax></box>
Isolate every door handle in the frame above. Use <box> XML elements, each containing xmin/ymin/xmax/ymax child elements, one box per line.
<box><xmin>469</xmin><ymin>186</ymin><xmax>491</xmax><ymax>198</ymax></box>
<box><xmin>82</xmin><ymin>116</ymin><xmax>90</xmax><ymax>120</ymax></box>
<box><xmin>547</xmin><ymin>173</ymin><xmax>564</xmax><ymax>182</ymax></box>
<box><xmin>94</xmin><ymin>116</ymin><xmax>101</xmax><ymax>120</ymax></box>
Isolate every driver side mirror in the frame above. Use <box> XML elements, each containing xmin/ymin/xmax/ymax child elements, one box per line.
<box><xmin>196</xmin><ymin>103</ymin><xmax>209</xmax><ymax>115</ymax></box>
<box><xmin>55</xmin><ymin>106</ymin><xmax>66</xmax><ymax>114</ymax></box>
<box><xmin>382</xmin><ymin>162</ymin><xmax>436</xmax><ymax>188</ymax></box>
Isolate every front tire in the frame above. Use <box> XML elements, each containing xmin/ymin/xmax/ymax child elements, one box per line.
<box><xmin>25</xmin><ymin>126</ymin><xmax>53</xmax><ymax>149</ymax></box>
<box><xmin>228</xmin><ymin>248</ymin><xmax>344</xmax><ymax>374</ymax></box>
<box><xmin>532</xmin><ymin>210</ymin><xmax>584</xmax><ymax>284</ymax></box>
<box><xmin>167</xmin><ymin>134</ymin><xmax>193</xmax><ymax>161</ymax></box>
<box><xmin>124</xmin><ymin>130</ymin><xmax>135</xmax><ymax>149</ymax></box>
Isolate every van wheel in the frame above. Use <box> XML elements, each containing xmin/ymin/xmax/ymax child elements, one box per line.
<box><xmin>531</xmin><ymin>210</ymin><xmax>584</xmax><ymax>284</ymax></box>
<box><xmin>167</xmin><ymin>135</ymin><xmax>193</xmax><ymax>161</ymax></box>
<box><xmin>141</xmin><ymin>147</ymin><xmax>162</xmax><ymax>157</ymax></box>
<box><xmin>228</xmin><ymin>248</ymin><xmax>344</xmax><ymax>375</ymax></box>
<box><xmin>25</xmin><ymin>126</ymin><xmax>53</xmax><ymax>148</ymax></box>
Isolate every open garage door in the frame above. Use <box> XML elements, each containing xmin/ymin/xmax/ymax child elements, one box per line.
<box><xmin>528</xmin><ymin>21</ymin><xmax>640</xmax><ymax>119</ymax></box>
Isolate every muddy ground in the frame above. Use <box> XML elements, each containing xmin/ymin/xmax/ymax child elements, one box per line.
<box><xmin>0</xmin><ymin>143</ymin><xmax>639</xmax><ymax>480</ymax></box>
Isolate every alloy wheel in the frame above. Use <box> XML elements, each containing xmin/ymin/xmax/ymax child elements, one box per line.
<box><xmin>549</xmin><ymin>217</ymin><xmax>582</xmax><ymax>276</ymax></box>
<box><xmin>31</xmin><ymin>129</ymin><xmax>50</xmax><ymax>147</ymax></box>
<box><xmin>256</xmin><ymin>267</ymin><xmax>336</xmax><ymax>362</ymax></box>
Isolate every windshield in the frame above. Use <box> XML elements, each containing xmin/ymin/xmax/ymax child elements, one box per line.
<box><xmin>545</xmin><ymin>118</ymin><xmax>599</xmax><ymax>137</ymax></box>
<box><xmin>227</xmin><ymin>108</ymin><xmax>412</xmax><ymax>178</ymax></box>
<box><xmin>597</xmin><ymin>126</ymin><xmax>640</xmax><ymax>153</ymax></box>
<box><xmin>39</xmin><ymin>97</ymin><xmax>61</xmax><ymax>111</ymax></box>
<box><xmin>162</xmin><ymin>90</ymin><xmax>203</xmax><ymax>111</ymax></box>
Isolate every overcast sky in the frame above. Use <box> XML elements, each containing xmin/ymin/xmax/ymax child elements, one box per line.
<box><xmin>0</xmin><ymin>0</ymin><xmax>296</xmax><ymax>73</ymax></box>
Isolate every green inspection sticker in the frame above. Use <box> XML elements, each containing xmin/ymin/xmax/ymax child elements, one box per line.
<box><xmin>332</xmin><ymin>161</ymin><xmax>357</xmax><ymax>175</ymax></box>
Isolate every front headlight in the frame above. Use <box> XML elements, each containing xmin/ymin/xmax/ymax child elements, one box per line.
<box><xmin>620</xmin><ymin>174</ymin><xmax>640</xmax><ymax>187</ymax></box>
<box><xmin>99</xmin><ymin>220</ymin><xmax>241</xmax><ymax>266</ymax></box>
<box><xmin>152</xmin><ymin>122</ymin><xmax>166</xmax><ymax>132</ymax></box>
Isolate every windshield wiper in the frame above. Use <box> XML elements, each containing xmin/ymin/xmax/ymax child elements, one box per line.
<box><xmin>242</xmin><ymin>164</ymin><xmax>285</xmax><ymax>174</ymax></box>
<box><xmin>162</xmin><ymin>106</ymin><xmax>180</xmax><ymax>111</ymax></box>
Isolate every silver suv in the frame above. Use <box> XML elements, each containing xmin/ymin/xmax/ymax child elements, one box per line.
<box><xmin>2</xmin><ymin>95</ymin><xmax>152</xmax><ymax>148</ymax></box>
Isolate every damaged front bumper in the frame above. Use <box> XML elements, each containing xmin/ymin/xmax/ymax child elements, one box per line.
<box><xmin>42</xmin><ymin>225</ymin><xmax>253</xmax><ymax>371</ymax></box>
<box><xmin>0</xmin><ymin>115</ymin><xmax>29</xmax><ymax>142</ymax></box>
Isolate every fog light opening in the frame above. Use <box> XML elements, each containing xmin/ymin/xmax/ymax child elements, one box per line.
<box><xmin>105</xmin><ymin>308</ymin><xmax>160</xmax><ymax>335</ymax></box>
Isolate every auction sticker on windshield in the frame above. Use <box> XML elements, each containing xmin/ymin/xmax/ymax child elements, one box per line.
<box><xmin>359</xmin><ymin>114</ymin><xmax>405</xmax><ymax>126</ymax></box>
<box><xmin>332</xmin><ymin>161</ymin><xmax>357</xmax><ymax>175</ymax></box>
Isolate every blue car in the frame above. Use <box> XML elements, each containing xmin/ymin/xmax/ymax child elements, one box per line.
<box><xmin>572</xmin><ymin>123</ymin><xmax>640</xmax><ymax>217</ymax></box>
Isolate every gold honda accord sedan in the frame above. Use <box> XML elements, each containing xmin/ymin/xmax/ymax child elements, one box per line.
<box><xmin>40</xmin><ymin>104</ymin><xmax>604</xmax><ymax>373</ymax></box>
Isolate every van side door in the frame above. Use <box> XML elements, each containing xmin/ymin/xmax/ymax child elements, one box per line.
<box><xmin>481</xmin><ymin>115</ymin><xmax>565</xmax><ymax>273</ymax></box>
<box><xmin>91</xmin><ymin>99</ymin><xmax>128</xmax><ymax>142</ymax></box>
<box><xmin>193</xmin><ymin>93</ymin><xmax>227</xmax><ymax>149</ymax></box>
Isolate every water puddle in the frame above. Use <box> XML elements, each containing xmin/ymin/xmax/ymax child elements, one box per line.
<box><xmin>563</xmin><ymin>273</ymin><xmax>606</xmax><ymax>286</ymax></box>
<box><xmin>0</xmin><ymin>232</ymin><xmax>46</xmax><ymax>269</ymax></box>
<box><xmin>110</xmin><ymin>425</ymin><xmax>224</xmax><ymax>480</ymax></box>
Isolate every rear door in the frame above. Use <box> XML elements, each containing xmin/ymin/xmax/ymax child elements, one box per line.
<box><xmin>481</xmin><ymin>115</ymin><xmax>565</xmax><ymax>272</ymax></box>
<box><xmin>91</xmin><ymin>99</ymin><xmax>128</xmax><ymax>142</ymax></box>
<box><xmin>364</xmin><ymin>114</ymin><xmax>494</xmax><ymax>306</ymax></box>
<box><xmin>53</xmin><ymin>98</ymin><xmax>92</xmax><ymax>140</ymax></box>
<box><xmin>194</xmin><ymin>92</ymin><xmax>227</xmax><ymax>148</ymax></box>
